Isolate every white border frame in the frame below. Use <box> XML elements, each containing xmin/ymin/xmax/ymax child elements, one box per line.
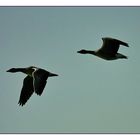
<box><xmin>0</xmin><ymin>0</ymin><xmax>140</xmax><ymax>6</ymax></box>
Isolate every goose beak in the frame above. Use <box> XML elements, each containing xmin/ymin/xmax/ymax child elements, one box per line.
<box><xmin>6</xmin><ymin>68</ymin><xmax>13</xmax><ymax>72</ymax></box>
<box><xmin>49</xmin><ymin>72</ymin><xmax>58</xmax><ymax>77</ymax></box>
<box><xmin>77</xmin><ymin>50</ymin><xmax>82</xmax><ymax>53</ymax></box>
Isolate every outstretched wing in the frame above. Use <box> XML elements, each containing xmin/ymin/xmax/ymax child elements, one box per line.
<box><xmin>99</xmin><ymin>37</ymin><xmax>129</xmax><ymax>55</ymax></box>
<box><xmin>33</xmin><ymin>69</ymin><xmax>49</xmax><ymax>96</ymax></box>
<box><xmin>18</xmin><ymin>76</ymin><xmax>34</xmax><ymax>106</ymax></box>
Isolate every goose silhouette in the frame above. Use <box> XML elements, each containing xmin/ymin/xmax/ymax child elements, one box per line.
<box><xmin>77</xmin><ymin>37</ymin><xmax>129</xmax><ymax>60</ymax></box>
<box><xmin>7</xmin><ymin>66</ymin><xmax>58</xmax><ymax>106</ymax></box>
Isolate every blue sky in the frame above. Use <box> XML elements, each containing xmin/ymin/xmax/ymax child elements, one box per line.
<box><xmin>0</xmin><ymin>7</ymin><xmax>140</xmax><ymax>133</ymax></box>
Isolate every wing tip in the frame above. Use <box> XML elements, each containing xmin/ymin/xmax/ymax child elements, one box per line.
<box><xmin>18</xmin><ymin>101</ymin><xmax>26</xmax><ymax>106</ymax></box>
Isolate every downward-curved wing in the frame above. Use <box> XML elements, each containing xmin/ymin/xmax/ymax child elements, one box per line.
<box><xmin>18</xmin><ymin>76</ymin><xmax>34</xmax><ymax>106</ymax></box>
<box><xmin>33</xmin><ymin>69</ymin><xmax>49</xmax><ymax>96</ymax></box>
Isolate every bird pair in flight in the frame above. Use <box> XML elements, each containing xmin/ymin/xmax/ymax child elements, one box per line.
<box><xmin>7</xmin><ymin>37</ymin><xmax>129</xmax><ymax>106</ymax></box>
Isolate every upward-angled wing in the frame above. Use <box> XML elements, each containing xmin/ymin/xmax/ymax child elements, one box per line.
<box><xmin>114</xmin><ymin>38</ymin><xmax>129</xmax><ymax>47</ymax></box>
<box><xmin>18</xmin><ymin>76</ymin><xmax>34</xmax><ymax>106</ymax></box>
<box><xmin>99</xmin><ymin>37</ymin><xmax>129</xmax><ymax>55</ymax></box>
<box><xmin>33</xmin><ymin>69</ymin><xmax>49</xmax><ymax>96</ymax></box>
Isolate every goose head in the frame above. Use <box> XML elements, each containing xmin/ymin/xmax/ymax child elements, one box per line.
<box><xmin>6</xmin><ymin>66</ymin><xmax>37</xmax><ymax>76</ymax></box>
<box><xmin>7</xmin><ymin>68</ymin><xmax>17</xmax><ymax>73</ymax></box>
<box><xmin>77</xmin><ymin>49</ymin><xmax>88</xmax><ymax>54</ymax></box>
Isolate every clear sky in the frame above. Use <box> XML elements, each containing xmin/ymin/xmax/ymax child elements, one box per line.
<box><xmin>0</xmin><ymin>7</ymin><xmax>140</xmax><ymax>133</ymax></box>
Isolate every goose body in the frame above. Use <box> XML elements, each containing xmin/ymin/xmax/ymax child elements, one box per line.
<box><xmin>7</xmin><ymin>66</ymin><xmax>58</xmax><ymax>106</ymax></box>
<box><xmin>77</xmin><ymin>37</ymin><xmax>129</xmax><ymax>60</ymax></box>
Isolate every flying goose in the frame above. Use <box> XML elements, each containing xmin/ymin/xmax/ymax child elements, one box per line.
<box><xmin>77</xmin><ymin>37</ymin><xmax>129</xmax><ymax>60</ymax></box>
<box><xmin>7</xmin><ymin>66</ymin><xmax>58</xmax><ymax>106</ymax></box>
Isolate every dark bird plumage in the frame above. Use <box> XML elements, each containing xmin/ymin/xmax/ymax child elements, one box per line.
<box><xmin>7</xmin><ymin>66</ymin><xmax>58</xmax><ymax>106</ymax></box>
<box><xmin>77</xmin><ymin>37</ymin><xmax>129</xmax><ymax>60</ymax></box>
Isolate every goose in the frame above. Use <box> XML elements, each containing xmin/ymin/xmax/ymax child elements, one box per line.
<box><xmin>77</xmin><ymin>37</ymin><xmax>129</xmax><ymax>60</ymax></box>
<box><xmin>7</xmin><ymin>66</ymin><xmax>58</xmax><ymax>106</ymax></box>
